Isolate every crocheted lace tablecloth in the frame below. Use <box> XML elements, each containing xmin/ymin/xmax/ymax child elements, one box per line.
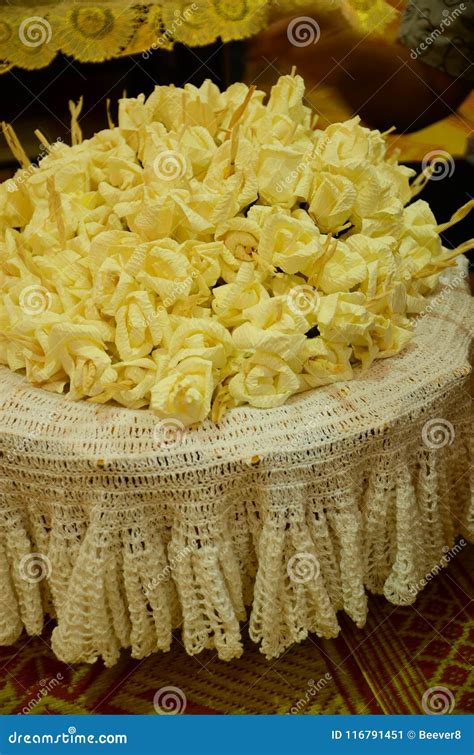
<box><xmin>0</xmin><ymin>261</ymin><xmax>472</xmax><ymax>666</ymax></box>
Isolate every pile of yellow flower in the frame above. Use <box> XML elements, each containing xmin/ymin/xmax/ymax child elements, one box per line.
<box><xmin>0</xmin><ymin>75</ymin><xmax>461</xmax><ymax>427</ymax></box>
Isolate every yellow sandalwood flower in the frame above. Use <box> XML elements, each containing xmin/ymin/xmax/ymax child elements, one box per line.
<box><xmin>232</xmin><ymin>321</ymin><xmax>307</xmax><ymax>364</ymax></box>
<box><xmin>253</xmin><ymin>113</ymin><xmax>312</xmax><ymax>153</ymax></box>
<box><xmin>115</xmin><ymin>290</ymin><xmax>162</xmax><ymax>361</ymax></box>
<box><xmin>93</xmin><ymin>259</ymin><xmax>137</xmax><ymax>316</ymax></box>
<box><xmin>0</xmin><ymin>181</ymin><xmax>33</xmax><ymax>232</ymax></box>
<box><xmin>47</xmin><ymin>322</ymin><xmax>117</xmax><ymax>400</ymax></box>
<box><xmin>88</xmin><ymin>230</ymin><xmax>144</xmax><ymax>275</ymax></box>
<box><xmin>146</xmin><ymin>79</ymin><xmax>223</xmax><ymax>136</ymax></box>
<box><xmin>399</xmin><ymin>200</ymin><xmax>443</xmax><ymax>264</ymax></box>
<box><xmin>150</xmin><ymin>356</ymin><xmax>215</xmax><ymax>427</ymax></box>
<box><xmin>317</xmin><ymin>292</ymin><xmax>375</xmax><ymax>347</ymax></box>
<box><xmin>352</xmin><ymin>315</ymin><xmax>413</xmax><ymax>369</ymax></box>
<box><xmin>314</xmin><ymin>239</ymin><xmax>367</xmax><ymax>295</ymax></box>
<box><xmin>0</xmin><ymin>76</ymin><xmax>461</xmax><ymax>425</ymax></box>
<box><xmin>378</xmin><ymin>161</ymin><xmax>415</xmax><ymax>206</ymax></box>
<box><xmin>26</xmin><ymin>153</ymin><xmax>91</xmax><ymax>202</ymax></box>
<box><xmin>118</xmin><ymin>93</ymin><xmax>147</xmax><ymax>151</ymax></box>
<box><xmin>352</xmin><ymin>166</ymin><xmax>404</xmax><ymax>236</ymax></box>
<box><xmin>219</xmin><ymin>82</ymin><xmax>266</xmax><ymax>135</ymax></box>
<box><xmin>168</xmin><ymin>317</ymin><xmax>234</xmax><ymax>370</ymax></box>
<box><xmin>125</xmin><ymin>197</ymin><xmax>167</xmax><ymax>241</ymax></box>
<box><xmin>373</xmin><ymin>315</ymin><xmax>412</xmax><ymax>357</ymax></box>
<box><xmin>134</xmin><ymin>241</ymin><xmax>195</xmax><ymax>303</ymax></box>
<box><xmin>266</xmin><ymin>74</ymin><xmax>311</xmax><ymax>127</ymax></box>
<box><xmin>302</xmin><ymin>339</ymin><xmax>353</xmax><ymax>388</ymax></box>
<box><xmin>256</xmin><ymin>145</ymin><xmax>307</xmax><ymax>208</ymax></box>
<box><xmin>229</xmin><ymin>351</ymin><xmax>302</xmax><ymax>409</ymax></box>
<box><xmin>309</xmin><ymin>173</ymin><xmax>356</xmax><ymax>233</ymax></box>
<box><xmin>360</xmin><ymin>201</ymin><xmax>404</xmax><ymax>240</ymax></box>
<box><xmin>181</xmin><ymin>240</ymin><xmax>225</xmax><ymax>291</ymax></box>
<box><xmin>344</xmin><ymin>234</ymin><xmax>397</xmax><ymax>299</ymax></box>
<box><xmin>243</xmin><ymin>296</ymin><xmax>309</xmax><ymax>335</ymax></box>
<box><xmin>105</xmin><ymin>356</ymin><xmax>161</xmax><ymax>409</ymax></box>
<box><xmin>314</xmin><ymin>117</ymin><xmax>386</xmax><ymax>171</ymax></box>
<box><xmin>212</xmin><ymin>262</ymin><xmax>270</xmax><ymax>327</ymax></box>
<box><xmin>215</xmin><ymin>218</ymin><xmax>261</xmax><ymax>263</ymax></box>
<box><xmin>178</xmin><ymin>125</ymin><xmax>218</xmax><ymax>179</ymax></box>
<box><xmin>246</xmin><ymin>203</ymin><xmax>287</xmax><ymax>228</ymax></box>
<box><xmin>259</xmin><ymin>211</ymin><xmax>323</xmax><ymax>275</ymax></box>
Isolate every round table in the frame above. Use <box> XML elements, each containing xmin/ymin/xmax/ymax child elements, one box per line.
<box><xmin>0</xmin><ymin>261</ymin><xmax>472</xmax><ymax>666</ymax></box>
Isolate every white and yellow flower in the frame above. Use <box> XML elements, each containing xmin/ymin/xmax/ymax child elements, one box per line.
<box><xmin>150</xmin><ymin>356</ymin><xmax>215</xmax><ymax>427</ymax></box>
<box><xmin>47</xmin><ymin>322</ymin><xmax>117</xmax><ymax>400</ymax></box>
<box><xmin>115</xmin><ymin>290</ymin><xmax>162</xmax><ymax>361</ymax></box>
<box><xmin>302</xmin><ymin>339</ymin><xmax>353</xmax><ymax>388</ymax></box>
<box><xmin>309</xmin><ymin>173</ymin><xmax>356</xmax><ymax>233</ymax></box>
<box><xmin>0</xmin><ymin>76</ymin><xmax>460</xmax><ymax>425</ymax></box>
<box><xmin>259</xmin><ymin>211</ymin><xmax>323</xmax><ymax>275</ymax></box>
<box><xmin>168</xmin><ymin>317</ymin><xmax>234</xmax><ymax>370</ymax></box>
<box><xmin>212</xmin><ymin>262</ymin><xmax>270</xmax><ymax>327</ymax></box>
<box><xmin>229</xmin><ymin>351</ymin><xmax>302</xmax><ymax>409</ymax></box>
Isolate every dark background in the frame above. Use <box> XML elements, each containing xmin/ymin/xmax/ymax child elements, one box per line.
<box><xmin>0</xmin><ymin>46</ymin><xmax>471</xmax><ymax>262</ymax></box>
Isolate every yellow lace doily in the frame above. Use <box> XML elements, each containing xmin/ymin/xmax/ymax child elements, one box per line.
<box><xmin>0</xmin><ymin>0</ymin><xmax>397</xmax><ymax>72</ymax></box>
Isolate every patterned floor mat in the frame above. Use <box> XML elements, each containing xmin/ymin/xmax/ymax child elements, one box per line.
<box><xmin>1</xmin><ymin>545</ymin><xmax>472</xmax><ymax>715</ymax></box>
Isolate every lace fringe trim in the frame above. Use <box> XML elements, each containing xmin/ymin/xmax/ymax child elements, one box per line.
<box><xmin>1</xmin><ymin>407</ymin><xmax>471</xmax><ymax>665</ymax></box>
